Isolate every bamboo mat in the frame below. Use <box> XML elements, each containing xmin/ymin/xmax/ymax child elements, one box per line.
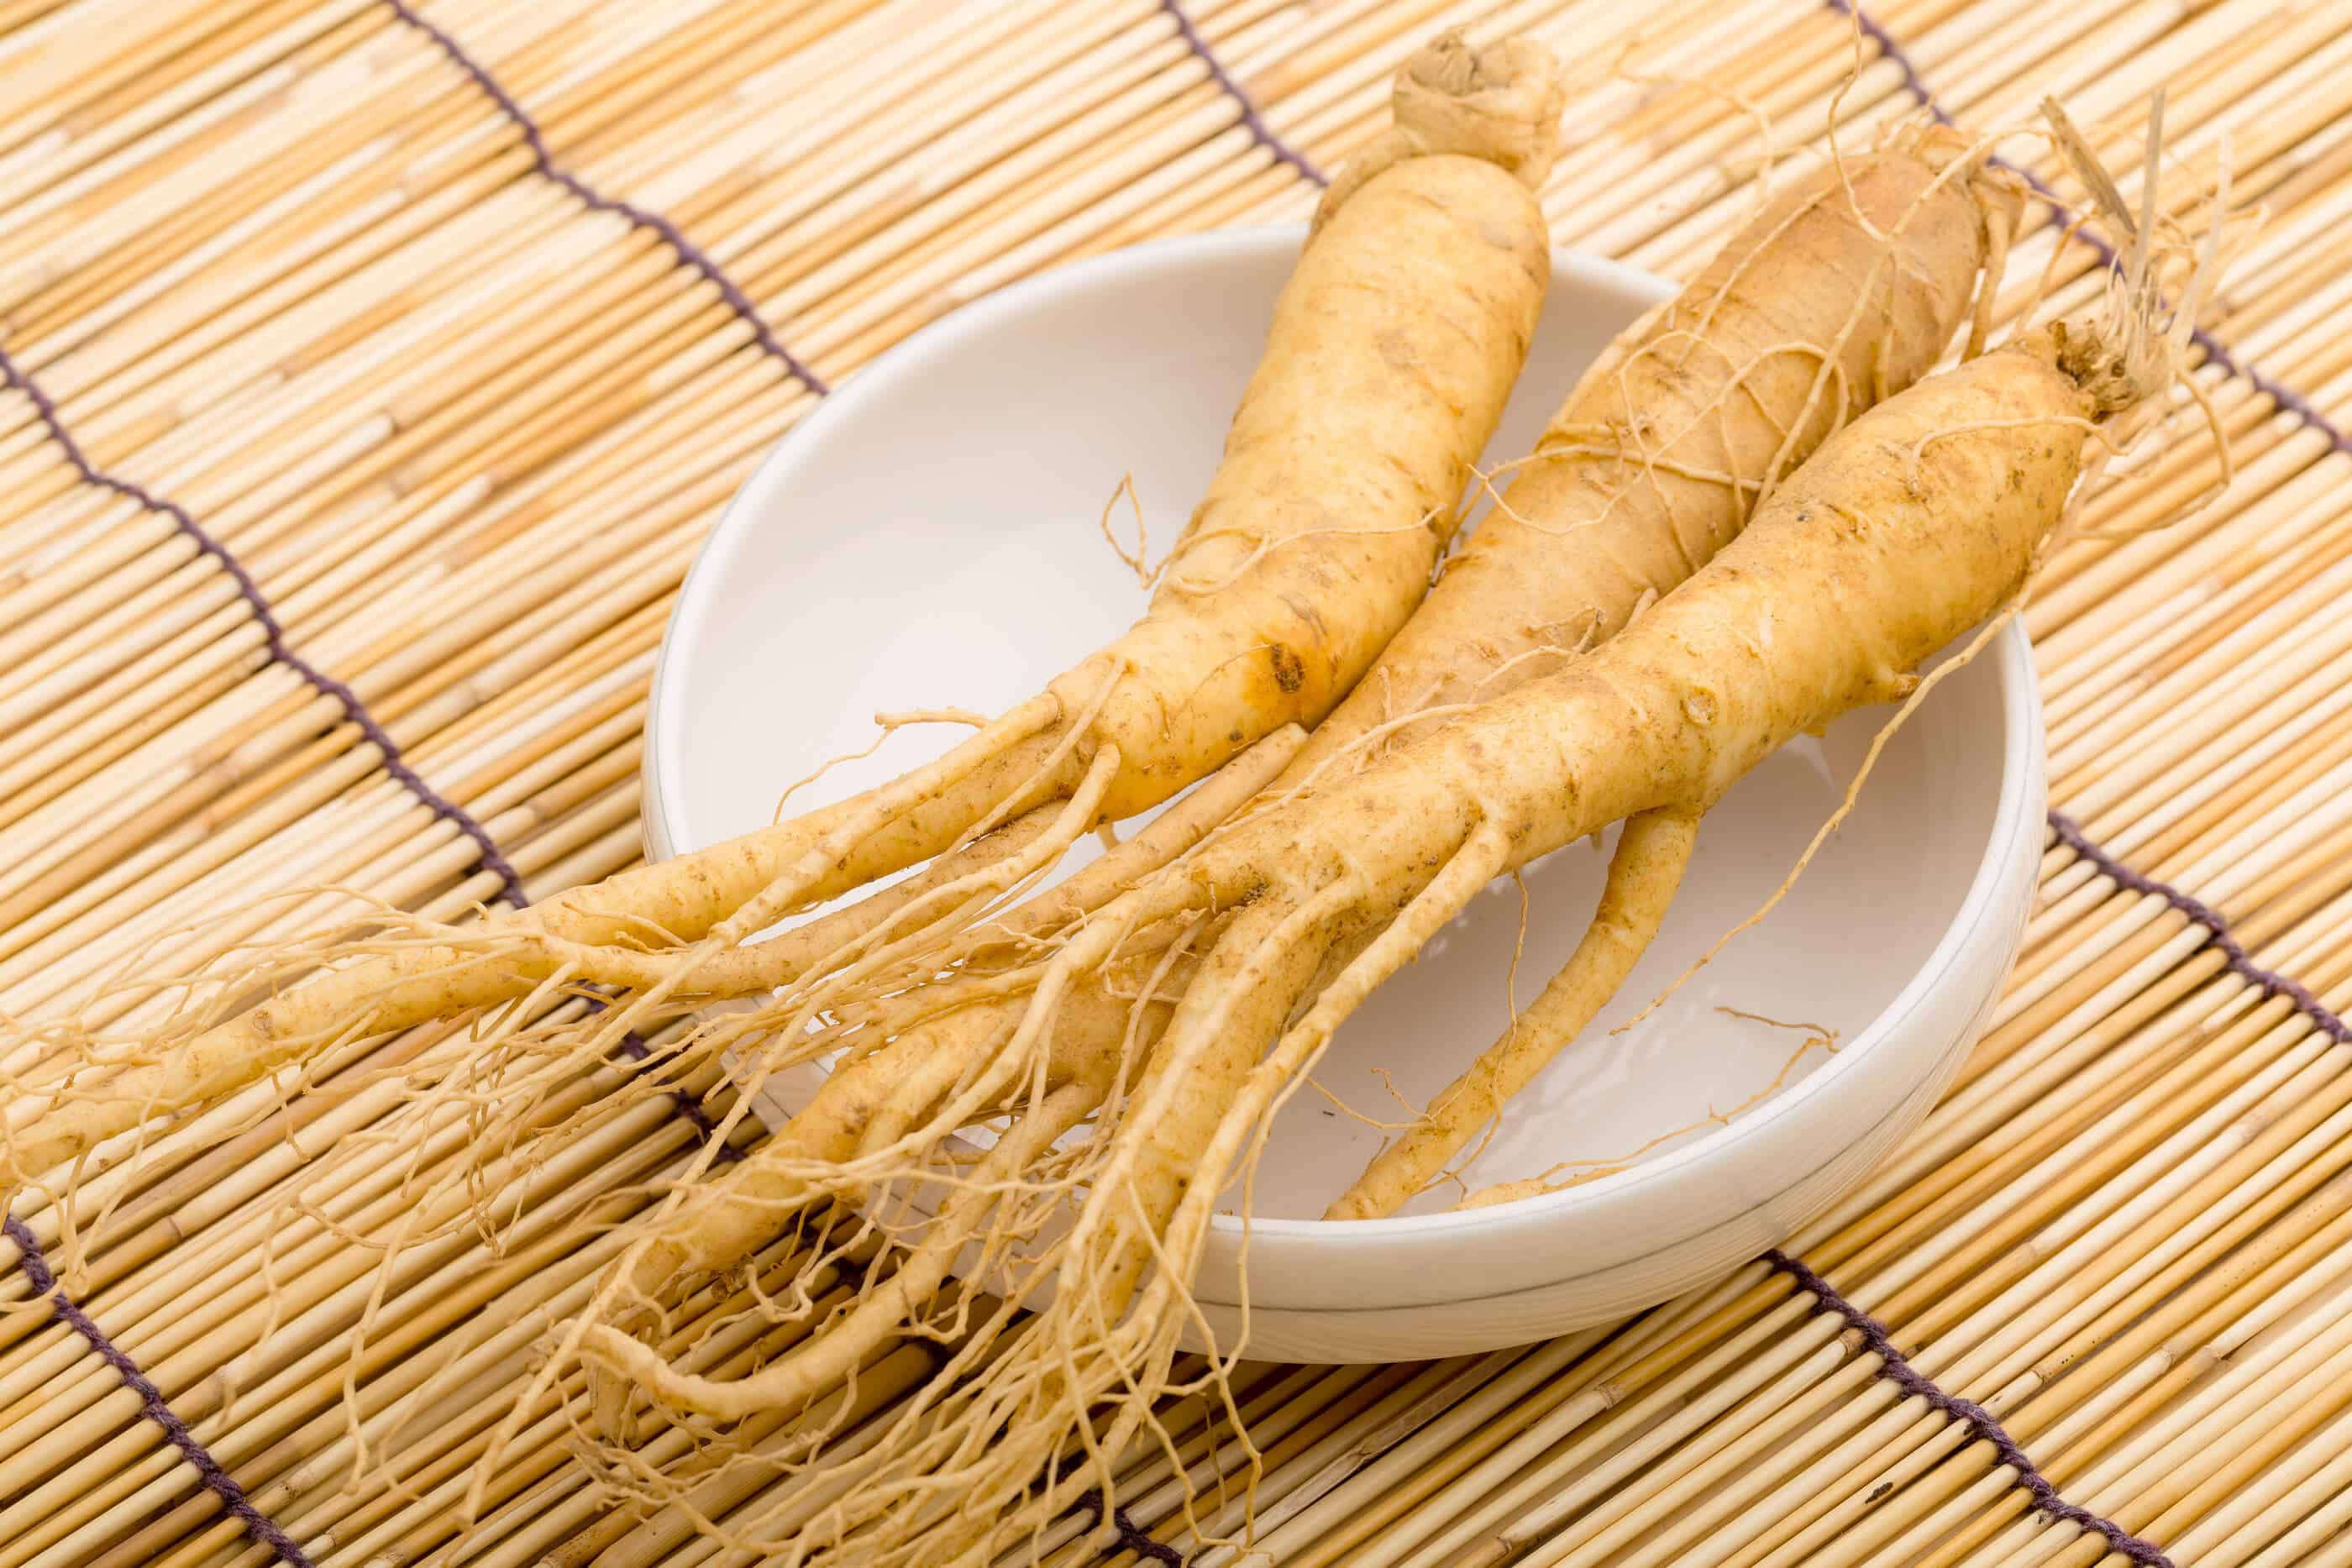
<box><xmin>3</xmin><ymin>0</ymin><xmax>2350</xmax><ymax>1562</ymax></box>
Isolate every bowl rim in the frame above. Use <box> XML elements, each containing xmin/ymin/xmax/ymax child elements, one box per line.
<box><xmin>644</xmin><ymin>223</ymin><xmax>2047</xmax><ymax>1250</ymax></box>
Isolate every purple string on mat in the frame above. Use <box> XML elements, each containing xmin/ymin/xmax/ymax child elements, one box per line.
<box><xmin>1767</xmin><ymin>1249</ymin><xmax>2176</xmax><ymax>1567</ymax></box>
<box><xmin>0</xmin><ymin>347</ymin><xmax>531</xmax><ymax>911</ymax></box>
<box><xmin>1159</xmin><ymin>0</ymin><xmax>1326</xmax><ymax>186</ymax></box>
<box><xmin>0</xmin><ymin>364</ymin><xmax>732</xmax><ymax>1145</ymax></box>
<box><xmin>585</xmin><ymin>994</ymin><xmax>745</xmax><ymax>1163</ymax></box>
<box><xmin>2049</xmin><ymin>812</ymin><xmax>2352</xmax><ymax>1045</ymax></box>
<box><xmin>4</xmin><ymin>1214</ymin><xmax>317</xmax><ymax>1566</ymax></box>
<box><xmin>1823</xmin><ymin>0</ymin><xmax>1948</xmax><ymax>118</ymax></box>
<box><xmin>333</xmin><ymin>3</ymin><xmax>790</xmax><ymax>1150</ymax></box>
<box><xmin>383</xmin><ymin>0</ymin><xmax>829</xmax><ymax>397</ymax></box>
<box><xmin>1824</xmin><ymin>0</ymin><xmax>2352</xmax><ymax>456</ymax></box>
<box><xmin>1078</xmin><ymin>1488</ymin><xmax>1188</xmax><ymax>1565</ymax></box>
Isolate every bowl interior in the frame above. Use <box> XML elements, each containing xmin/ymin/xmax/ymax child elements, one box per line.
<box><xmin>648</xmin><ymin>228</ymin><xmax>2017</xmax><ymax>1228</ymax></box>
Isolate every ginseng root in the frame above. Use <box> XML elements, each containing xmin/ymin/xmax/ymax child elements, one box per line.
<box><xmin>679</xmin><ymin>114</ymin><xmax>2032</xmax><ymax>1274</ymax></box>
<box><xmin>566</xmin><ymin>106</ymin><xmax>2027</xmax><ymax>1415</ymax></box>
<box><xmin>559</xmin><ymin>102</ymin><xmax>2199</xmax><ymax>1565</ymax></box>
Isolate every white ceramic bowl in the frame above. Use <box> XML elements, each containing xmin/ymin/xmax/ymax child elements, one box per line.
<box><xmin>645</xmin><ymin>228</ymin><xmax>2045</xmax><ymax>1364</ymax></box>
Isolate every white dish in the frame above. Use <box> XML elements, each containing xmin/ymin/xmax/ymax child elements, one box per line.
<box><xmin>645</xmin><ymin>228</ymin><xmax>2045</xmax><ymax>1363</ymax></box>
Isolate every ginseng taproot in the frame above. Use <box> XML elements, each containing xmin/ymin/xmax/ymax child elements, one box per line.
<box><xmin>547</xmin><ymin>104</ymin><xmax>2207</xmax><ymax>1568</ymax></box>
<box><xmin>557</xmin><ymin>109</ymin><xmax>2025</xmax><ymax>1396</ymax></box>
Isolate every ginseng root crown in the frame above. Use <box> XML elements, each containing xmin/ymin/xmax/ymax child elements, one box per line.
<box><xmin>1313</xmin><ymin>30</ymin><xmax>1567</xmax><ymax>224</ymax></box>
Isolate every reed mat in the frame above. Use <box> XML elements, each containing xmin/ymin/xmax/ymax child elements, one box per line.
<box><xmin>3</xmin><ymin>0</ymin><xmax>2349</xmax><ymax>1562</ymax></box>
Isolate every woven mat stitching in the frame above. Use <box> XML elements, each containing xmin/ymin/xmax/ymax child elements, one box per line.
<box><xmin>386</xmin><ymin>0</ymin><xmax>827</xmax><ymax>396</ymax></box>
<box><xmin>0</xmin><ymin>345</ymin><xmax>531</xmax><ymax>911</ymax></box>
<box><xmin>1160</xmin><ymin>0</ymin><xmax>1326</xmax><ymax>185</ymax></box>
<box><xmin>1768</xmin><ymin>1249</ymin><xmax>2174</xmax><ymax>1566</ymax></box>
<box><xmin>3</xmin><ymin>1214</ymin><xmax>314</xmax><ymax>1566</ymax></box>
